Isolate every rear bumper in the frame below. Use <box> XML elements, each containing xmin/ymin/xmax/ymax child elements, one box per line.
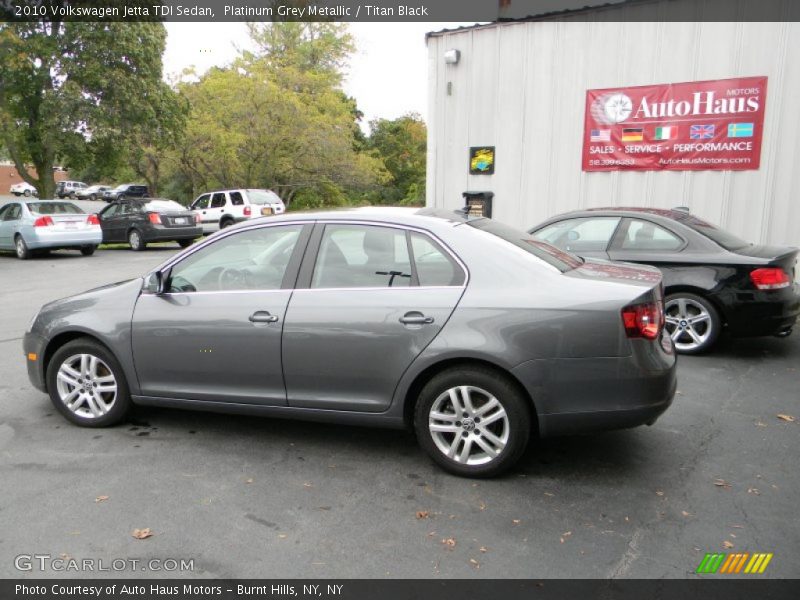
<box><xmin>144</xmin><ymin>225</ymin><xmax>203</xmax><ymax>242</ymax></box>
<box><xmin>716</xmin><ymin>284</ymin><xmax>800</xmax><ymax>337</ymax></box>
<box><xmin>26</xmin><ymin>229</ymin><xmax>102</xmax><ymax>249</ymax></box>
<box><xmin>512</xmin><ymin>335</ymin><xmax>677</xmax><ymax>438</ymax></box>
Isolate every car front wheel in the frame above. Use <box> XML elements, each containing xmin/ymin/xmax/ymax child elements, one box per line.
<box><xmin>664</xmin><ymin>292</ymin><xmax>721</xmax><ymax>354</ymax></box>
<box><xmin>414</xmin><ymin>366</ymin><xmax>531</xmax><ymax>478</ymax></box>
<box><xmin>46</xmin><ymin>339</ymin><xmax>131</xmax><ymax>427</ymax></box>
<box><xmin>23</xmin><ymin>189</ymin><xmax>31</xmax><ymax>197</ymax></box>
<box><xmin>80</xmin><ymin>245</ymin><xmax>97</xmax><ymax>256</ymax></box>
<box><xmin>128</xmin><ymin>229</ymin><xmax>146</xmax><ymax>251</ymax></box>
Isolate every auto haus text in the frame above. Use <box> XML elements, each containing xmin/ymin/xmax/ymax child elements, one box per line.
<box><xmin>15</xmin><ymin>584</ymin><xmax>221</xmax><ymax>597</ymax></box>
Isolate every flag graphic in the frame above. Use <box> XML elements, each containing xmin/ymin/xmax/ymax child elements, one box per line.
<box><xmin>728</xmin><ymin>123</ymin><xmax>754</xmax><ymax>138</ymax></box>
<box><xmin>653</xmin><ymin>126</ymin><xmax>678</xmax><ymax>140</ymax></box>
<box><xmin>690</xmin><ymin>124</ymin><xmax>715</xmax><ymax>139</ymax></box>
<box><xmin>621</xmin><ymin>128</ymin><xmax>643</xmax><ymax>142</ymax></box>
<box><xmin>696</xmin><ymin>552</ymin><xmax>773</xmax><ymax>575</ymax></box>
<box><xmin>590</xmin><ymin>129</ymin><xmax>611</xmax><ymax>142</ymax></box>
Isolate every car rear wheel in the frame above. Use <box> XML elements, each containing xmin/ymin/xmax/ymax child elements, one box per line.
<box><xmin>46</xmin><ymin>339</ymin><xmax>131</xmax><ymax>427</ymax></box>
<box><xmin>177</xmin><ymin>239</ymin><xmax>193</xmax><ymax>248</ymax></box>
<box><xmin>414</xmin><ymin>367</ymin><xmax>531</xmax><ymax>478</ymax></box>
<box><xmin>23</xmin><ymin>189</ymin><xmax>31</xmax><ymax>197</ymax></box>
<box><xmin>664</xmin><ymin>293</ymin><xmax>721</xmax><ymax>354</ymax></box>
<box><xmin>220</xmin><ymin>218</ymin><xmax>234</xmax><ymax>229</ymax></box>
<box><xmin>128</xmin><ymin>229</ymin><xmax>146</xmax><ymax>251</ymax></box>
<box><xmin>80</xmin><ymin>245</ymin><xmax>97</xmax><ymax>256</ymax></box>
<box><xmin>14</xmin><ymin>235</ymin><xmax>30</xmax><ymax>260</ymax></box>
<box><xmin>89</xmin><ymin>194</ymin><xmax>97</xmax><ymax>201</ymax></box>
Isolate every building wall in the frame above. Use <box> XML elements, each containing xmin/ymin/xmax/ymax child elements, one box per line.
<box><xmin>426</xmin><ymin>14</ymin><xmax>800</xmax><ymax>248</ymax></box>
<box><xmin>1</xmin><ymin>163</ymin><xmax>69</xmax><ymax>191</ymax></box>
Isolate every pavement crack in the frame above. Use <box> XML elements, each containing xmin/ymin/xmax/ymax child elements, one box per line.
<box><xmin>607</xmin><ymin>527</ymin><xmax>644</xmax><ymax>578</ymax></box>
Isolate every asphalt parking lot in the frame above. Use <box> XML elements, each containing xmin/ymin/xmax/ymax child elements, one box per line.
<box><xmin>0</xmin><ymin>240</ymin><xmax>798</xmax><ymax>579</ymax></box>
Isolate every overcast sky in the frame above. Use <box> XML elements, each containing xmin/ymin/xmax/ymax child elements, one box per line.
<box><xmin>162</xmin><ymin>22</ymin><xmax>472</xmax><ymax>131</ymax></box>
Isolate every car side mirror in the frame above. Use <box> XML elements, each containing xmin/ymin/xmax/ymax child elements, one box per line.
<box><xmin>145</xmin><ymin>269</ymin><xmax>171</xmax><ymax>295</ymax></box>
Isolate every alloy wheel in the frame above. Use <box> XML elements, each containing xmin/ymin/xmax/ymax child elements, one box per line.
<box><xmin>665</xmin><ymin>297</ymin><xmax>712</xmax><ymax>352</ymax></box>
<box><xmin>428</xmin><ymin>386</ymin><xmax>510</xmax><ymax>466</ymax></box>
<box><xmin>55</xmin><ymin>353</ymin><xmax>118</xmax><ymax>419</ymax></box>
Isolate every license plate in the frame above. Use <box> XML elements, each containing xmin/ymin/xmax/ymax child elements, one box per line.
<box><xmin>174</xmin><ymin>217</ymin><xmax>187</xmax><ymax>225</ymax></box>
<box><xmin>261</xmin><ymin>207</ymin><xmax>274</xmax><ymax>216</ymax></box>
<box><xmin>64</xmin><ymin>222</ymin><xmax>77</xmax><ymax>230</ymax></box>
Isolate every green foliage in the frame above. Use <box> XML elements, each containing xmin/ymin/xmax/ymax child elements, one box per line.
<box><xmin>0</xmin><ymin>19</ymin><xmax>181</xmax><ymax>198</ymax></box>
<box><xmin>366</xmin><ymin>114</ymin><xmax>427</xmax><ymax>206</ymax></box>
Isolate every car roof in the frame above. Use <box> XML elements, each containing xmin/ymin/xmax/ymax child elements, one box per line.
<box><xmin>549</xmin><ymin>207</ymin><xmax>693</xmax><ymax>221</ymax></box>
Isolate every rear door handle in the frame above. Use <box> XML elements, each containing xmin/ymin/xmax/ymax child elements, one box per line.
<box><xmin>249</xmin><ymin>311</ymin><xmax>279</xmax><ymax>323</ymax></box>
<box><xmin>400</xmin><ymin>312</ymin><xmax>434</xmax><ymax>325</ymax></box>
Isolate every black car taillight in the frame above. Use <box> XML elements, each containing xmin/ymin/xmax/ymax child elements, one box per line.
<box><xmin>750</xmin><ymin>267</ymin><xmax>791</xmax><ymax>290</ymax></box>
<box><xmin>148</xmin><ymin>212</ymin><xmax>162</xmax><ymax>225</ymax></box>
<box><xmin>622</xmin><ymin>301</ymin><xmax>664</xmax><ymax>340</ymax></box>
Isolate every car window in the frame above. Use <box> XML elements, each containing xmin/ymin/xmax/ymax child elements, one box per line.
<box><xmin>3</xmin><ymin>204</ymin><xmax>21</xmax><ymax>221</ymax></box>
<box><xmin>100</xmin><ymin>204</ymin><xmax>119</xmax><ymax>218</ymax></box>
<box><xmin>410</xmin><ymin>232</ymin><xmax>465</xmax><ymax>286</ymax></box>
<box><xmin>28</xmin><ymin>202</ymin><xmax>84</xmax><ymax>215</ymax></box>
<box><xmin>229</xmin><ymin>191</ymin><xmax>244</xmax><ymax>206</ymax></box>
<box><xmin>192</xmin><ymin>194</ymin><xmax>211</xmax><ymax>210</ymax></box>
<box><xmin>245</xmin><ymin>189</ymin><xmax>282</xmax><ymax>205</ymax></box>
<box><xmin>672</xmin><ymin>213</ymin><xmax>750</xmax><ymax>251</ymax></box>
<box><xmin>621</xmin><ymin>219</ymin><xmax>684</xmax><ymax>251</ymax></box>
<box><xmin>0</xmin><ymin>204</ymin><xmax>12</xmax><ymax>220</ymax></box>
<box><xmin>312</xmin><ymin>225</ymin><xmax>412</xmax><ymax>289</ymax></box>
<box><xmin>211</xmin><ymin>193</ymin><xmax>227</xmax><ymax>208</ymax></box>
<box><xmin>168</xmin><ymin>225</ymin><xmax>303</xmax><ymax>293</ymax></box>
<box><xmin>534</xmin><ymin>217</ymin><xmax>620</xmax><ymax>253</ymax></box>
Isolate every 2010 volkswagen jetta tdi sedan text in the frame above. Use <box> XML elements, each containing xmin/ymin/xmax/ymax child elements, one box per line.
<box><xmin>24</xmin><ymin>208</ymin><xmax>677</xmax><ymax>477</ymax></box>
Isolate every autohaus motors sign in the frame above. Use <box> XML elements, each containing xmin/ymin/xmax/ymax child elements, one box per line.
<box><xmin>582</xmin><ymin>76</ymin><xmax>767</xmax><ymax>171</ymax></box>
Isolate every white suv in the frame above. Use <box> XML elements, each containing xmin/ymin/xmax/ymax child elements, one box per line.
<box><xmin>189</xmin><ymin>189</ymin><xmax>286</xmax><ymax>234</ymax></box>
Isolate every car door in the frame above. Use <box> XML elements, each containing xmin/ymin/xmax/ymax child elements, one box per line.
<box><xmin>0</xmin><ymin>203</ymin><xmax>19</xmax><ymax>248</ymax></box>
<box><xmin>131</xmin><ymin>223</ymin><xmax>311</xmax><ymax>405</ymax></box>
<box><xmin>98</xmin><ymin>202</ymin><xmax>125</xmax><ymax>242</ymax></box>
<box><xmin>607</xmin><ymin>218</ymin><xmax>686</xmax><ymax>263</ymax></box>
<box><xmin>204</xmin><ymin>192</ymin><xmax>227</xmax><ymax>231</ymax></box>
<box><xmin>531</xmin><ymin>216</ymin><xmax>621</xmax><ymax>259</ymax></box>
<box><xmin>281</xmin><ymin>223</ymin><xmax>466</xmax><ymax>413</ymax></box>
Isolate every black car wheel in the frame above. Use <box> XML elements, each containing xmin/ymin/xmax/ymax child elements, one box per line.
<box><xmin>89</xmin><ymin>194</ymin><xmax>97</xmax><ymax>201</ymax></box>
<box><xmin>664</xmin><ymin>292</ymin><xmax>721</xmax><ymax>354</ymax></box>
<box><xmin>80</xmin><ymin>245</ymin><xmax>97</xmax><ymax>256</ymax></box>
<box><xmin>414</xmin><ymin>366</ymin><xmax>531</xmax><ymax>478</ymax></box>
<box><xmin>15</xmin><ymin>235</ymin><xmax>30</xmax><ymax>260</ymax></box>
<box><xmin>46</xmin><ymin>338</ymin><xmax>131</xmax><ymax>427</ymax></box>
<box><xmin>220</xmin><ymin>218</ymin><xmax>234</xmax><ymax>229</ymax></box>
<box><xmin>23</xmin><ymin>189</ymin><xmax>31</xmax><ymax>197</ymax></box>
<box><xmin>128</xmin><ymin>229</ymin><xmax>146</xmax><ymax>251</ymax></box>
<box><xmin>178</xmin><ymin>239</ymin><xmax>193</xmax><ymax>248</ymax></box>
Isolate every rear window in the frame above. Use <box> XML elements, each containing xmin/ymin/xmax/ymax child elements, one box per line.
<box><xmin>144</xmin><ymin>200</ymin><xmax>185</xmax><ymax>212</ymax></box>
<box><xmin>246</xmin><ymin>189</ymin><xmax>283</xmax><ymax>205</ymax></box>
<box><xmin>468</xmin><ymin>219</ymin><xmax>583</xmax><ymax>272</ymax></box>
<box><xmin>28</xmin><ymin>202</ymin><xmax>83</xmax><ymax>215</ymax></box>
<box><xmin>673</xmin><ymin>213</ymin><xmax>750</xmax><ymax>251</ymax></box>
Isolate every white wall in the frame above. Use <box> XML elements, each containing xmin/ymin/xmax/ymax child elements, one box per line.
<box><xmin>426</xmin><ymin>16</ymin><xmax>800</xmax><ymax>248</ymax></box>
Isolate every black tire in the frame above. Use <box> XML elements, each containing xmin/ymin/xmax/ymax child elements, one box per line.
<box><xmin>414</xmin><ymin>366</ymin><xmax>531</xmax><ymax>478</ymax></box>
<box><xmin>80</xmin><ymin>245</ymin><xmax>97</xmax><ymax>256</ymax></box>
<box><xmin>220</xmin><ymin>218</ymin><xmax>234</xmax><ymax>229</ymax></box>
<box><xmin>23</xmin><ymin>189</ymin><xmax>31</xmax><ymax>197</ymax></box>
<box><xmin>177</xmin><ymin>239</ymin><xmax>193</xmax><ymax>248</ymax></box>
<box><xmin>128</xmin><ymin>229</ymin><xmax>146</xmax><ymax>251</ymax></box>
<box><xmin>14</xmin><ymin>235</ymin><xmax>30</xmax><ymax>260</ymax></box>
<box><xmin>664</xmin><ymin>292</ymin><xmax>721</xmax><ymax>355</ymax></box>
<box><xmin>46</xmin><ymin>338</ymin><xmax>131</xmax><ymax>427</ymax></box>
<box><xmin>89</xmin><ymin>194</ymin><xmax>97</xmax><ymax>201</ymax></box>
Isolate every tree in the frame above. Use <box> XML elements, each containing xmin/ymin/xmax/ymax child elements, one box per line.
<box><xmin>367</xmin><ymin>114</ymin><xmax>427</xmax><ymax>205</ymax></box>
<box><xmin>0</xmin><ymin>19</ymin><xmax>181</xmax><ymax>198</ymax></box>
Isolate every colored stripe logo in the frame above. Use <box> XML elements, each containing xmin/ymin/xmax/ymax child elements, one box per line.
<box><xmin>697</xmin><ymin>552</ymin><xmax>773</xmax><ymax>574</ymax></box>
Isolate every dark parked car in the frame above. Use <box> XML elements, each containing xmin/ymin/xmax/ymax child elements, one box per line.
<box><xmin>102</xmin><ymin>184</ymin><xmax>149</xmax><ymax>202</ymax></box>
<box><xmin>24</xmin><ymin>208</ymin><xmax>676</xmax><ymax>477</ymax></box>
<box><xmin>98</xmin><ymin>198</ymin><xmax>201</xmax><ymax>251</ymax></box>
<box><xmin>530</xmin><ymin>208</ymin><xmax>799</xmax><ymax>354</ymax></box>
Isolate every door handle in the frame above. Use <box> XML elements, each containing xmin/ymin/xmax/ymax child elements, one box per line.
<box><xmin>399</xmin><ymin>312</ymin><xmax>434</xmax><ymax>325</ymax></box>
<box><xmin>249</xmin><ymin>311</ymin><xmax>279</xmax><ymax>323</ymax></box>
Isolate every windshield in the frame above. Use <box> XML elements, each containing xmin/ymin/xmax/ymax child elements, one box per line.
<box><xmin>246</xmin><ymin>189</ymin><xmax>282</xmax><ymax>205</ymax></box>
<box><xmin>673</xmin><ymin>213</ymin><xmax>750</xmax><ymax>251</ymax></box>
<box><xmin>28</xmin><ymin>202</ymin><xmax>84</xmax><ymax>215</ymax></box>
<box><xmin>468</xmin><ymin>219</ymin><xmax>583</xmax><ymax>272</ymax></box>
<box><xmin>144</xmin><ymin>200</ymin><xmax>185</xmax><ymax>212</ymax></box>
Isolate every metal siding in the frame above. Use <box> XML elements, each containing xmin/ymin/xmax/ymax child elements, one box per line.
<box><xmin>427</xmin><ymin>14</ymin><xmax>800</xmax><ymax>248</ymax></box>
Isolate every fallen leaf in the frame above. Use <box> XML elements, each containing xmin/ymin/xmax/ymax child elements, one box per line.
<box><xmin>278</xmin><ymin>534</ymin><xmax>287</xmax><ymax>539</ymax></box>
<box><xmin>479</xmin><ymin>546</ymin><xmax>488</xmax><ymax>553</ymax></box>
<box><xmin>512</xmin><ymin>519</ymin><xmax>521</xmax><ymax>525</ymax></box>
<box><xmin>713</xmin><ymin>479</ymin><xmax>731</xmax><ymax>489</ymax></box>
<box><xmin>449</xmin><ymin>514</ymin><xmax>456</xmax><ymax>519</ymax></box>
<box><xmin>427</xmin><ymin>531</ymin><xmax>436</xmax><ymax>537</ymax></box>
<box><xmin>655</xmin><ymin>490</ymin><xmax>664</xmax><ymax>496</ymax></box>
<box><xmin>95</xmin><ymin>495</ymin><xmax>109</xmax><ymax>503</ymax></box>
<box><xmin>747</xmin><ymin>487</ymin><xmax>761</xmax><ymax>495</ymax></box>
<box><xmin>543</xmin><ymin>492</ymin><xmax>555</xmax><ymax>497</ymax></box>
<box><xmin>624</xmin><ymin>516</ymin><xmax>630</xmax><ymax>522</ymax></box>
<box><xmin>681</xmin><ymin>511</ymin><xmax>692</xmax><ymax>517</ymax></box>
<box><xmin>59</xmin><ymin>554</ymin><xmax>71</xmax><ymax>560</ymax></box>
<box><xmin>245</xmin><ymin>478</ymin><xmax>254</xmax><ymax>484</ymax></box>
<box><xmin>303</xmin><ymin>482</ymin><xmax>313</xmax><ymax>488</ymax></box>
<box><xmin>731</xmin><ymin>525</ymin><xmax>744</xmax><ymax>529</ymax></box>
<box><xmin>730</xmin><ymin>533</ymin><xmax>737</xmax><ymax>538</ymax></box>
<box><xmin>131</xmin><ymin>528</ymin><xmax>153</xmax><ymax>540</ymax></box>
<box><xmin>469</xmin><ymin>558</ymin><xmax>480</xmax><ymax>569</ymax></box>
<box><xmin>777</xmin><ymin>414</ymin><xmax>796</xmax><ymax>422</ymax></box>
<box><xmin>442</xmin><ymin>537</ymin><xmax>456</xmax><ymax>549</ymax></box>
<box><xmin>723</xmin><ymin>540</ymin><xmax>734</xmax><ymax>549</ymax></box>
<box><xmin>416</xmin><ymin>511</ymin><xmax>430</xmax><ymax>520</ymax></box>
<box><xmin>755</xmin><ymin>421</ymin><xmax>767</xmax><ymax>427</ymax></box>
<box><xmin>562</xmin><ymin>531</ymin><xmax>572</xmax><ymax>537</ymax></box>
<box><xmin>478</xmin><ymin>501</ymin><xmax>487</xmax><ymax>511</ymax></box>
<box><xmin>676</xmin><ymin>390</ymin><xmax>683</xmax><ymax>395</ymax></box>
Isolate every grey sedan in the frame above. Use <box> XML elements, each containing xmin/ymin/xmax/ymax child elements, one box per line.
<box><xmin>0</xmin><ymin>200</ymin><xmax>102</xmax><ymax>259</ymax></box>
<box><xmin>24</xmin><ymin>208</ymin><xmax>676</xmax><ymax>477</ymax></box>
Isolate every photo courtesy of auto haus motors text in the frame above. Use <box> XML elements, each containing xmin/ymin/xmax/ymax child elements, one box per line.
<box><xmin>583</xmin><ymin>77</ymin><xmax>767</xmax><ymax>171</ymax></box>
<box><xmin>14</xmin><ymin>584</ymin><xmax>343</xmax><ymax>597</ymax></box>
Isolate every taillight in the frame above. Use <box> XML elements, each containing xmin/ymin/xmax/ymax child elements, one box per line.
<box><xmin>33</xmin><ymin>216</ymin><xmax>54</xmax><ymax>227</ymax></box>
<box><xmin>148</xmin><ymin>212</ymin><xmax>162</xmax><ymax>224</ymax></box>
<box><xmin>622</xmin><ymin>301</ymin><xmax>664</xmax><ymax>340</ymax></box>
<box><xmin>750</xmin><ymin>268</ymin><xmax>790</xmax><ymax>290</ymax></box>
<box><xmin>243</xmin><ymin>205</ymin><xmax>251</xmax><ymax>216</ymax></box>
<box><xmin>87</xmin><ymin>214</ymin><xmax>100</xmax><ymax>225</ymax></box>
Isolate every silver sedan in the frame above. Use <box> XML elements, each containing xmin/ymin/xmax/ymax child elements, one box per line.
<box><xmin>24</xmin><ymin>208</ymin><xmax>676</xmax><ymax>477</ymax></box>
<box><xmin>0</xmin><ymin>200</ymin><xmax>102</xmax><ymax>259</ymax></box>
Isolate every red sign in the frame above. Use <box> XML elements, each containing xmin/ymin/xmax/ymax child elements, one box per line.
<box><xmin>582</xmin><ymin>76</ymin><xmax>767</xmax><ymax>171</ymax></box>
